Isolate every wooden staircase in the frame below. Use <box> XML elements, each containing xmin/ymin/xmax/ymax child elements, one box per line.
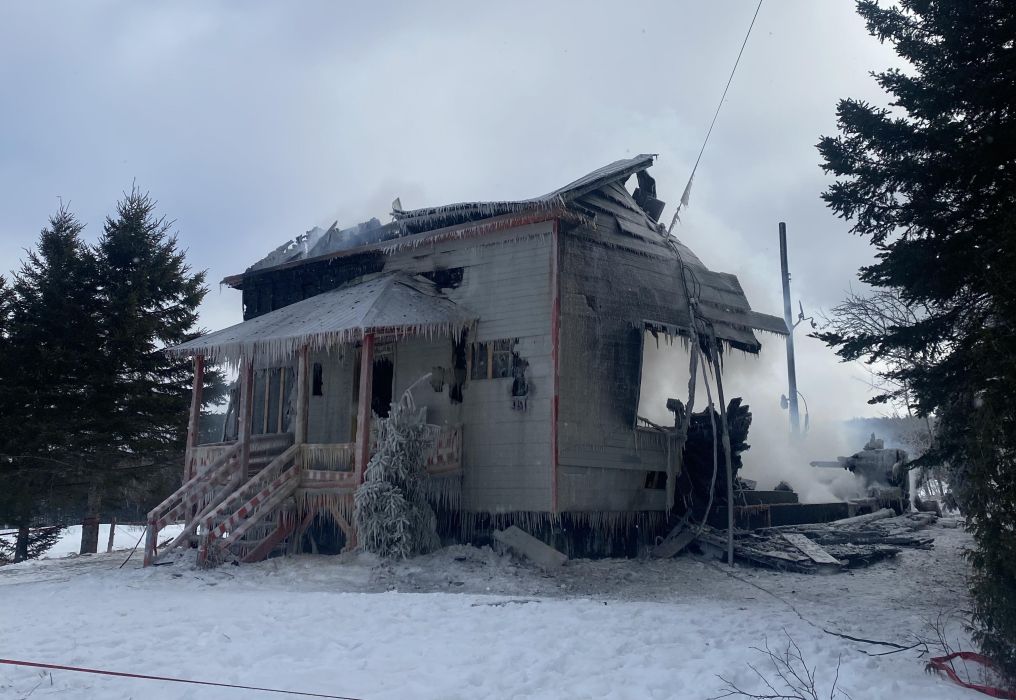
<box><xmin>197</xmin><ymin>443</ymin><xmax>302</xmax><ymax>567</ymax></box>
<box><xmin>144</xmin><ymin>442</ymin><xmax>243</xmax><ymax>566</ymax></box>
<box><xmin>144</xmin><ymin>437</ymin><xmax>301</xmax><ymax>567</ymax></box>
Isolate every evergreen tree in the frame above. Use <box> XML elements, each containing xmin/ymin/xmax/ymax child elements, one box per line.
<box><xmin>817</xmin><ymin>0</ymin><xmax>1016</xmax><ymax>679</ymax></box>
<box><xmin>82</xmin><ymin>187</ymin><xmax>210</xmax><ymax>553</ymax></box>
<box><xmin>0</xmin><ymin>209</ymin><xmax>102</xmax><ymax>553</ymax></box>
<box><xmin>0</xmin><ymin>526</ymin><xmax>64</xmax><ymax>564</ymax></box>
<box><xmin>355</xmin><ymin>388</ymin><xmax>439</xmax><ymax>559</ymax></box>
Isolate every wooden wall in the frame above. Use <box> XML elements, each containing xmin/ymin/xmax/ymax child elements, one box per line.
<box><xmin>555</xmin><ymin>222</ymin><xmax>685</xmax><ymax>512</ymax></box>
<box><xmin>243</xmin><ymin>222</ymin><xmax>556</xmax><ymax>513</ymax></box>
<box><xmin>387</xmin><ymin>223</ymin><xmax>555</xmax><ymax>512</ymax></box>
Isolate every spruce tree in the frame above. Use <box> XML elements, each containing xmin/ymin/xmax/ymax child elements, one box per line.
<box><xmin>354</xmin><ymin>389</ymin><xmax>439</xmax><ymax>559</ymax></box>
<box><xmin>817</xmin><ymin>0</ymin><xmax>1016</xmax><ymax>679</ymax></box>
<box><xmin>0</xmin><ymin>209</ymin><xmax>103</xmax><ymax>553</ymax></box>
<box><xmin>83</xmin><ymin>187</ymin><xmax>210</xmax><ymax>553</ymax></box>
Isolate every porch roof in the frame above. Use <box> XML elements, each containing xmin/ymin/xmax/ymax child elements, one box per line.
<box><xmin>168</xmin><ymin>274</ymin><xmax>475</xmax><ymax>363</ymax></box>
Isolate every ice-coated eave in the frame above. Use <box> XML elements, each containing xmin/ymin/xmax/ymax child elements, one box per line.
<box><xmin>170</xmin><ymin>274</ymin><xmax>477</xmax><ymax>364</ymax></box>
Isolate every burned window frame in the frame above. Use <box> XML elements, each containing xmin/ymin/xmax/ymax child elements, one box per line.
<box><xmin>470</xmin><ymin>338</ymin><xmax>516</xmax><ymax>380</ymax></box>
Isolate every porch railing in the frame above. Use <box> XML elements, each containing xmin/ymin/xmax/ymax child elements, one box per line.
<box><xmin>425</xmin><ymin>424</ymin><xmax>463</xmax><ymax>475</ymax></box>
<box><xmin>300</xmin><ymin>443</ymin><xmax>356</xmax><ymax>472</ymax></box>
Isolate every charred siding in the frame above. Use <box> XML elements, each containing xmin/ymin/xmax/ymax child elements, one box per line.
<box><xmin>241</xmin><ymin>251</ymin><xmax>386</xmax><ymax>320</ymax></box>
<box><xmin>556</xmin><ymin>223</ymin><xmax>687</xmax><ymax>512</ymax></box>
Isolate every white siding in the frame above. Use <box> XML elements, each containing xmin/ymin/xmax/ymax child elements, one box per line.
<box><xmin>387</xmin><ymin>223</ymin><xmax>554</xmax><ymax>512</ymax></box>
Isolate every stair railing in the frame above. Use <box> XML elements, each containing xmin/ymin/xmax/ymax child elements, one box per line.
<box><xmin>197</xmin><ymin>443</ymin><xmax>301</xmax><ymax>566</ymax></box>
<box><xmin>144</xmin><ymin>441</ymin><xmax>242</xmax><ymax>566</ymax></box>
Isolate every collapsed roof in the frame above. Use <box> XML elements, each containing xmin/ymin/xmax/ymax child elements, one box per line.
<box><xmin>222</xmin><ymin>154</ymin><xmax>787</xmax><ymax>352</ymax></box>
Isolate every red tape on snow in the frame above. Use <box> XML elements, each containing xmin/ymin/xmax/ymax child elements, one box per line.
<box><xmin>928</xmin><ymin>652</ymin><xmax>1016</xmax><ymax>699</ymax></box>
<box><xmin>0</xmin><ymin>658</ymin><xmax>364</xmax><ymax>699</ymax></box>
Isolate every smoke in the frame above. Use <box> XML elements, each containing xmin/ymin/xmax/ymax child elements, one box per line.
<box><xmin>639</xmin><ymin>333</ymin><xmax>868</xmax><ymax>503</ymax></box>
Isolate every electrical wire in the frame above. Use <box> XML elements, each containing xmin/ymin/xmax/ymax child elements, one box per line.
<box><xmin>668</xmin><ymin>0</ymin><xmax>765</xmax><ymax>234</ymax></box>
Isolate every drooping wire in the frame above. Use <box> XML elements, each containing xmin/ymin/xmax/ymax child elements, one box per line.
<box><xmin>668</xmin><ymin>0</ymin><xmax>765</xmax><ymax>235</ymax></box>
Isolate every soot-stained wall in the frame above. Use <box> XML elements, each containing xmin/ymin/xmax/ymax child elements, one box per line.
<box><xmin>556</xmin><ymin>221</ymin><xmax>690</xmax><ymax>512</ymax></box>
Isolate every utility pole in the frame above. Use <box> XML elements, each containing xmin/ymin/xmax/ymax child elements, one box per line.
<box><xmin>779</xmin><ymin>222</ymin><xmax>801</xmax><ymax>438</ymax></box>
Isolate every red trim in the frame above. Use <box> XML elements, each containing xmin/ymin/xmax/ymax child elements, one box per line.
<box><xmin>550</xmin><ymin>220</ymin><xmax>561</xmax><ymax>513</ymax></box>
<box><xmin>184</xmin><ymin>355</ymin><xmax>205</xmax><ymax>481</ymax></box>
<box><xmin>238</xmin><ymin>359</ymin><xmax>255</xmax><ymax>479</ymax></box>
<box><xmin>354</xmin><ymin>333</ymin><xmax>375</xmax><ymax>481</ymax></box>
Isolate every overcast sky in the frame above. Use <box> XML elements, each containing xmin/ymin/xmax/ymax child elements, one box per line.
<box><xmin>0</xmin><ymin>1</ymin><xmax>903</xmax><ymax>442</ymax></box>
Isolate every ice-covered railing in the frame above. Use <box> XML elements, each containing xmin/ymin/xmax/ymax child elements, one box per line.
<box><xmin>144</xmin><ymin>441</ymin><xmax>242</xmax><ymax>566</ymax></box>
<box><xmin>188</xmin><ymin>441</ymin><xmax>235</xmax><ymax>480</ymax></box>
<box><xmin>300</xmin><ymin>443</ymin><xmax>355</xmax><ymax>472</ymax></box>
<box><xmin>425</xmin><ymin>425</ymin><xmax>462</xmax><ymax>475</ymax></box>
<box><xmin>198</xmin><ymin>444</ymin><xmax>301</xmax><ymax>567</ymax></box>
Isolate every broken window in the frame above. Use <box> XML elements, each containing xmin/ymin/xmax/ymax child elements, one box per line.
<box><xmin>312</xmin><ymin>362</ymin><xmax>323</xmax><ymax>396</ymax></box>
<box><xmin>449</xmin><ymin>330</ymin><xmax>468</xmax><ymax>403</ymax></box>
<box><xmin>637</xmin><ymin>323</ymin><xmax>693</xmax><ymax>428</ymax></box>
<box><xmin>470</xmin><ymin>339</ymin><xmax>515</xmax><ymax>380</ymax></box>
<box><xmin>644</xmin><ymin>471</ymin><xmax>667</xmax><ymax>490</ymax></box>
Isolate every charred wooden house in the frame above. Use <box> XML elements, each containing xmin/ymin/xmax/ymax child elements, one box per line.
<box><xmin>145</xmin><ymin>154</ymin><xmax>787</xmax><ymax>565</ymax></box>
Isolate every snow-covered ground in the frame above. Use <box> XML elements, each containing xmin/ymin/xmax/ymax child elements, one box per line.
<box><xmin>0</xmin><ymin>522</ymin><xmax>979</xmax><ymax>699</ymax></box>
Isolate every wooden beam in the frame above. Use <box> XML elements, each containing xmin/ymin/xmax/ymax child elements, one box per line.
<box><xmin>184</xmin><ymin>355</ymin><xmax>205</xmax><ymax>481</ymax></box>
<box><xmin>550</xmin><ymin>219</ymin><xmax>560</xmax><ymax>513</ymax></box>
<box><xmin>355</xmin><ymin>333</ymin><xmax>375</xmax><ymax>481</ymax></box>
<box><xmin>261</xmin><ymin>369</ymin><xmax>270</xmax><ymax>435</ymax></box>
<box><xmin>277</xmin><ymin>368</ymin><xmax>286</xmax><ymax>434</ymax></box>
<box><xmin>237</xmin><ymin>358</ymin><xmax>255</xmax><ymax>480</ymax></box>
<box><xmin>295</xmin><ymin>346</ymin><xmax>309</xmax><ymax>445</ymax></box>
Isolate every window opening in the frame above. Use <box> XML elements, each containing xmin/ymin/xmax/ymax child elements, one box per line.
<box><xmin>470</xmin><ymin>339</ymin><xmax>517</xmax><ymax>380</ymax></box>
<box><xmin>250</xmin><ymin>367</ymin><xmax>294</xmax><ymax>435</ymax></box>
<box><xmin>312</xmin><ymin>362</ymin><xmax>323</xmax><ymax>396</ymax></box>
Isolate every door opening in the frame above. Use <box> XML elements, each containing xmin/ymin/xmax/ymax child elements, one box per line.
<box><xmin>371</xmin><ymin>357</ymin><xmax>395</xmax><ymax>417</ymax></box>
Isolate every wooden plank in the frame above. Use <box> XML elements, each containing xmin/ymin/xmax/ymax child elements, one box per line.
<box><xmin>828</xmin><ymin>507</ymin><xmax>895</xmax><ymax>528</ymax></box>
<box><xmin>492</xmin><ymin>526</ymin><xmax>567</xmax><ymax>569</ymax></box>
<box><xmin>782</xmin><ymin>533</ymin><xmax>843</xmax><ymax>566</ymax></box>
<box><xmin>295</xmin><ymin>345</ymin><xmax>309</xmax><ymax>445</ymax></box>
<box><xmin>652</xmin><ymin>526</ymin><xmax>697</xmax><ymax>558</ymax></box>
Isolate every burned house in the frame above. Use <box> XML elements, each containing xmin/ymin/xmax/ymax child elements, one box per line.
<box><xmin>145</xmin><ymin>154</ymin><xmax>788</xmax><ymax>566</ymax></box>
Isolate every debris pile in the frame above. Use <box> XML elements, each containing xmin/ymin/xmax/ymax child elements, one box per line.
<box><xmin>659</xmin><ymin>507</ymin><xmax>938</xmax><ymax>573</ymax></box>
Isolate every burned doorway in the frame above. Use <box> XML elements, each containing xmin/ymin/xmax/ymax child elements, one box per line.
<box><xmin>352</xmin><ymin>344</ymin><xmax>396</xmax><ymax>421</ymax></box>
<box><xmin>371</xmin><ymin>355</ymin><xmax>395</xmax><ymax>417</ymax></box>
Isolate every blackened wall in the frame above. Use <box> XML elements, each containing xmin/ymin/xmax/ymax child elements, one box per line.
<box><xmin>556</xmin><ymin>220</ymin><xmax>692</xmax><ymax>512</ymax></box>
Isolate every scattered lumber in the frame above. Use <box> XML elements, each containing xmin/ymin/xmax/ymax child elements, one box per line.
<box><xmin>691</xmin><ymin>508</ymin><xmax>938</xmax><ymax>574</ymax></box>
<box><xmin>493</xmin><ymin>526</ymin><xmax>568</xmax><ymax>570</ymax></box>
<box><xmin>827</xmin><ymin>507</ymin><xmax>895</xmax><ymax>528</ymax></box>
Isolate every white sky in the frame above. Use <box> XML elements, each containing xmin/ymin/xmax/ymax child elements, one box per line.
<box><xmin>0</xmin><ymin>1</ymin><xmax>903</xmax><ymax>433</ymax></box>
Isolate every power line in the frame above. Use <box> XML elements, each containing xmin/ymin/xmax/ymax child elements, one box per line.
<box><xmin>668</xmin><ymin>0</ymin><xmax>765</xmax><ymax>234</ymax></box>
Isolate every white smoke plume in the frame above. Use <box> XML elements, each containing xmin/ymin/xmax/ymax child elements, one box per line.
<box><xmin>638</xmin><ymin>333</ymin><xmax>868</xmax><ymax>503</ymax></box>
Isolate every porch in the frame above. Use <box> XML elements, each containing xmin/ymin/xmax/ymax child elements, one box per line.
<box><xmin>146</xmin><ymin>274</ymin><xmax>473</xmax><ymax>566</ymax></box>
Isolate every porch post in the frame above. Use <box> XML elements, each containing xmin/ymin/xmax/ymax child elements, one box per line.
<box><xmin>355</xmin><ymin>333</ymin><xmax>375</xmax><ymax>480</ymax></box>
<box><xmin>237</xmin><ymin>357</ymin><xmax>255</xmax><ymax>479</ymax></box>
<box><xmin>184</xmin><ymin>354</ymin><xmax>205</xmax><ymax>481</ymax></box>
<box><xmin>295</xmin><ymin>345</ymin><xmax>309</xmax><ymax>445</ymax></box>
